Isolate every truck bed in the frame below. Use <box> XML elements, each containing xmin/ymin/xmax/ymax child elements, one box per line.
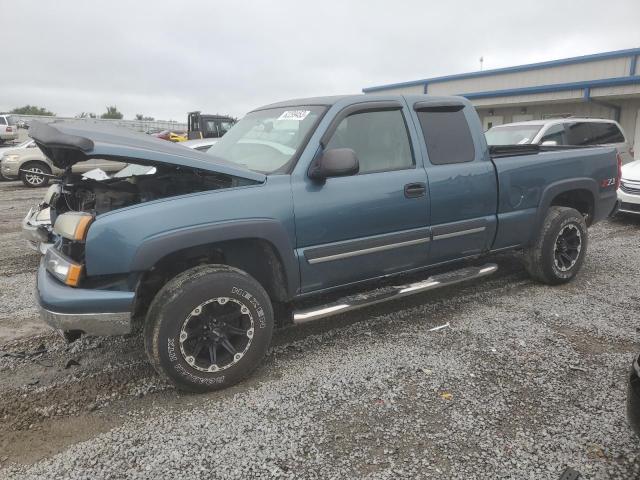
<box><xmin>489</xmin><ymin>145</ymin><xmax>619</xmax><ymax>250</ymax></box>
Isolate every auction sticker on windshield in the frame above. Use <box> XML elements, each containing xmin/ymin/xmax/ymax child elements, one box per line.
<box><xmin>277</xmin><ymin>110</ymin><xmax>310</xmax><ymax>121</ymax></box>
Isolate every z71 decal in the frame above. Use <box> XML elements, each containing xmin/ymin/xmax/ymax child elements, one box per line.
<box><xmin>600</xmin><ymin>178</ymin><xmax>616</xmax><ymax>188</ymax></box>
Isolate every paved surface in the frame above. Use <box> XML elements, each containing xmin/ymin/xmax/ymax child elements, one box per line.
<box><xmin>0</xmin><ymin>180</ymin><xmax>638</xmax><ymax>479</ymax></box>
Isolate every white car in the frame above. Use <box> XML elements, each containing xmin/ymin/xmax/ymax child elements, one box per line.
<box><xmin>0</xmin><ymin>138</ymin><xmax>37</xmax><ymax>156</ymax></box>
<box><xmin>0</xmin><ymin>139</ymin><xmax>38</xmax><ymax>179</ymax></box>
<box><xmin>180</xmin><ymin>137</ymin><xmax>218</xmax><ymax>152</ymax></box>
<box><xmin>618</xmin><ymin>160</ymin><xmax>640</xmax><ymax>215</ymax></box>
<box><xmin>0</xmin><ymin>114</ymin><xmax>18</xmax><ymax>144</ymax></box>
<box><xmin>485</xmin><ymin>118</ymin><xmax>634</xmax><ymax>164</ymax></box>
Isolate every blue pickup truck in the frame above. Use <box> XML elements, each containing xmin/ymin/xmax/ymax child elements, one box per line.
<box><xmin>31</xmin><ymin>95</ymin><xmax>619</xmax><ymax>391</ymax></box>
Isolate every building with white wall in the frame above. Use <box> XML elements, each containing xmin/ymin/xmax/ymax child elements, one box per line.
<box><xmin>363</xmin><ymin>48</ymin><xmax>640</xmax><ymax>159</ymax></box>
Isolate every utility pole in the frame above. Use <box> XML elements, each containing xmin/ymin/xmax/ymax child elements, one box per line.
<box><xmin>479</xmin><ymin>56</ymin><xmax>484</xmax><ymax>71</ymax></box>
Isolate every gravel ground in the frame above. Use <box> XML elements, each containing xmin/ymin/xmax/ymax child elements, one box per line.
<box><xmin>0</xmin><ymin>180</ymin><xmax>639</xmax><ymax>479</ymax></box>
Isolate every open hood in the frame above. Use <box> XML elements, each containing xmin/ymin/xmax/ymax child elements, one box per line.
<box><xmin>29</xmin><ymin>120</ymin><xmax>265</xmax><ymax>183</ymax></box>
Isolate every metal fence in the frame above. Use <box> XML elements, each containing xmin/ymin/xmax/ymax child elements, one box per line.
<box><xmin>5</xmin><ymin>114</ymin><xmax>188</xmax><ymax>133</ymax></box>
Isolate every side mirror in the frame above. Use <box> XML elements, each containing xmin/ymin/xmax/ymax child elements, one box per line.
<box><xmin>309</xmin><ymin>148</ymin><xmax>359</xmax><ymax>180</ymax></box>
<box><xmin>541</xmin><ymin>140</ymin><xmax>558</xmax><ymax>146</ymax></box>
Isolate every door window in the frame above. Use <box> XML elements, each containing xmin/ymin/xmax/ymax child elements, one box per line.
<box><xmin>565</xmin><ymin>122</ymin><xmax>592</xmax><ymax>145</ymax></box>
<box><xmin>539</xmin><ymin>124</ymin><xmax>567</xmax><ymax>145</ymax></box>
<box><xmin>325</xmin><ymin>109</ymin><xmax>414</xmax><ymax>174</ymax></box>
<box><xmin>417</xmin><ymin>108</ymin><xmax>475</xmax><ymax>165</ymax></box>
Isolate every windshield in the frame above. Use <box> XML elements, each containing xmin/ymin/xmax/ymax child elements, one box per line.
<box><xmin>207</xmin><ymin>106</ymin><xmax>325</xmax><ymax>173</ymax></box>
<box><xmin>485</xmin><ymin>124</ymin><xmax>543</xmax><ymax>146</ymax></box>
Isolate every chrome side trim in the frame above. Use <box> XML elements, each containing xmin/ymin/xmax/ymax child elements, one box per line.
<box><xmin>293</xmin><ymin>263</ymin><xmax>498</xmax><ymax>323</ymax></box>
<box><xmin>38</xmin><ymin>305</ymin><xmax>132</xmax><ymax>336</ymax></box>
<box><xmin>307</xmin><ymin>237</ymin><xmax>430</xmax><ymax>264</ymax></box>
<box><xmin>432</xmin><ymin>226</ymin><xmax>486</xmax><ymax>240</ymax></box>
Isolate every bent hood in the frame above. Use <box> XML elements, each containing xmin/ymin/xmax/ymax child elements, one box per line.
<box><xmin>29</xmin><ymin>120</ymin><xmax>265</xmax><ymax>182</ymax></box>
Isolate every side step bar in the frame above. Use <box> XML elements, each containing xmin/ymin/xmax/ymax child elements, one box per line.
<box><xmin>293</xmin><ymin>263</ymin><xmax>498</xmax><ymax>324</ymax></box>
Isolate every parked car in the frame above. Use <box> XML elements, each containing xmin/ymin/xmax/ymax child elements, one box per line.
<box><xmin>16</xmin><ymin>119</ymin><xmax>30</xmax><ymax>129</ymax></box>
<box><xmin>31</xmin><ymin>95</ymin><xmax>618</xmax><ymax>392</ymax></box>
<box><xmin>169</xmin><ymin>131</ymin><xmax>187</xmax><ymax>142</ymax></box>
<box><xmin>0</xmin><ymin>114</ymin><xmax>18</xmax><ymax>144</ymax></box>
<box><xmin>180</xmin><ymin>138</ymin><xmax>218</xmax><ymax>152</ymax></box>
<box><xmin>617</xmin><ymin>160</ymin><xmax>640</xmax><ymax>215</ymax></box>
<box><xmin>1</xmin><ymin>146</ymin><xmax>126</xmax><ymax>187</ymax></box>
<box><xmin>485</xmin><ymin>118</ymin><xmax>634</xmax><ymax>164</ymax></box>
<box><xmin>0</xmin><ymin>139</ymin><xmax>38</xmax><ymax>180</ymax></box>
<box><xmin>151</xmin><ymin>130</ymin><xmax>171</xmax><ymax>140</ymax></box>
<box><xmin>152</xmin><ymin>130</ymin><xmax>187</xmax><ymax>142</ymax></box>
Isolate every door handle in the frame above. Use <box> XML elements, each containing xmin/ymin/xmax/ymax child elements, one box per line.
<box><xmin>404</xmin><ymin>182</ymin><xmax>426</xmax><ymax>198</ymax></box>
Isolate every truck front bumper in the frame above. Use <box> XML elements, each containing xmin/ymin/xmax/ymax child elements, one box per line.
<box><xmin>36</xmin><ymin>260</ymin><xmax>135</xmax><ymax>336</ymax></box>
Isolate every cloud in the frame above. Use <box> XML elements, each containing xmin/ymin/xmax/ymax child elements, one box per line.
<box><xmin>1</xmin><ymin>0</ymin><xmax>638</xmax><ymax>120</ymax></box>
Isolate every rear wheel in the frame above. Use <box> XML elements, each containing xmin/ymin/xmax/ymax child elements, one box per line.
<box><xmin>144</xmin><ymin>264</ymin><xmax>274</xmax><ymax>392</ymax></box>
<box><xmin>524</xmin><ymin>206</ymin><xmax>588</xmax><ymax>285</ymax></box>
<box><xmin>20</xmin><ymin>162</ymin><xmax>51</xmax><ymax>188</ymax></box>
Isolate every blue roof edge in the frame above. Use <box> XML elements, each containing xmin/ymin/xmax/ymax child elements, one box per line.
<box><xmin>362</xmin><ymin>47</ymin><xmax>640</xmax><ymax>93</ymax></box>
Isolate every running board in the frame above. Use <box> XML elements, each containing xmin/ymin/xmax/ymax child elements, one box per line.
<box><xmin>293</xmin><ymin>263</ymin><xmax>498</xmax><ymax>324</ymax></box>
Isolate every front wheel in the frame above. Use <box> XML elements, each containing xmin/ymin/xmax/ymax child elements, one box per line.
<box><xmin>20</xmin><ymin>162</ymin><xmax>51</xmax><ymax>188</ymax></box>
<box><xmin>144</xmin><ymin>264</ymin><xmax>274</xmax><ymax>392</ymax></box>
<box><xmin>524</xmin><ymin>206</ymin><xmax>588</xmax><ymax>285</ymax></box>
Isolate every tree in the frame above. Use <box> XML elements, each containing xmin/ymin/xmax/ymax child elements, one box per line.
<box><xmin>10</xmin><ymin>105</ymin><xmax>54</xmax><ymax>116</ymax></box>
<box><xmin>77</xmin><ymin>112</ymin><xmax>97</xmax><ymax>119</ymax></box>
<box><xmin>135</xmin><ymin>114</ymin><xmax>155</xmax><ymax>121</ymax></box>
<box><xmin>101</xmin><ymin>106</ymin><xmax>123</xmax><ymax>120</ymax></box>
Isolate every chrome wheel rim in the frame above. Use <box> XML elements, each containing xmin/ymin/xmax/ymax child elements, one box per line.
<box><xmin>178</xmin><ymin>297</ymin><xmax>254</xmax><ymax>373</ymax></box>
<box><xmin>24</xmin><ymin>168</ymin><xmax>45</xmax><ymax>185</ymax></box>
<box><xmin>554</xmin><ymin>224</ymin><xmax>581</xmax><ymax>272</ymax></box>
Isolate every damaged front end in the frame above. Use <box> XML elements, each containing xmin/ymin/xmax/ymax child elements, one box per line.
<box><xmin>30</xmin><ymin>120</ymin><xmax>265</xmax><ymax>337</ymax></box>
<box><xmin>23</xmin><ymin>120</ymin><xmax>264</xmax><ymax>255</ymax></box>
<box><xmin>52</xmin><ymin>164</ymin><xmax>254</xmax><ymax>217</ymax></box>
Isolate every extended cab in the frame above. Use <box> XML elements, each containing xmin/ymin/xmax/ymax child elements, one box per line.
<box><xmin>32</xmin><ymin>95</ymin><xmax>619</xmax><ymax>392</ymax></box>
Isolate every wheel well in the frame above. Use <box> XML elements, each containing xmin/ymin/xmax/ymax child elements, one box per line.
<box><xmin>21</xmin><ymin>160</ymin><xmax>51</xmax><ymax>172</ymax></box>
<box><xmin>550</xmin><ymin>189</ymin><xmax>595</xmax><ymax>226</ymax></box>
<box><xmin>133</xmin><ymin>238</ymin><xmax>290</xmax><ymax>325</ymax></box>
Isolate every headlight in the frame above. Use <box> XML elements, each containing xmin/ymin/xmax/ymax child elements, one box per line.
<box><xmin>3</xmin><ymin>154</ymin><xmax>19</xmax><ymax>163</ymax></box>
<box><xmin>53</xmin><ymin>212</ymin><xmax>94</xmax><ymax>241</ymax></box>
<box><xmin>43</xmin><ymin>184</ymin><xmax>61</xmax><ymax>205</ymax></box>
<box><xmin>45</xmin><ymin>248</ymin><xmax>82</xmax><ymax>286</ymax></box>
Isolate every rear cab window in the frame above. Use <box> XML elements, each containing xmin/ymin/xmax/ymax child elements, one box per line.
<box><xmin>416</xmin><ymin>106</ymin><xmax>475</xmax><ymax>165</ymax></box>
<box><xmin>0</xmin><ymin>116</ymin><xmax>6</xmax><ymax>126</ymax></box>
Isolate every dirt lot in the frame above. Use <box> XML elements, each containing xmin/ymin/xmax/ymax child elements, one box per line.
<box><xmin>0</xmin><ymin>180</ymin><xmax>639</xmax><ymax>479</ymax></box>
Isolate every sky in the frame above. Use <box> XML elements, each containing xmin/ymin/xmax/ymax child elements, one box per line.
<box><xmin>1</xmin><ymin>0</ymin><xmax>639</xmax><ymax>122</ymax></box>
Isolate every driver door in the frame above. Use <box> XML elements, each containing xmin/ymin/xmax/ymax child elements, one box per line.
<box><xmin>292</xmin><ymin>101</ymin><xmax>431</xmax><ymax>293</ymax></box>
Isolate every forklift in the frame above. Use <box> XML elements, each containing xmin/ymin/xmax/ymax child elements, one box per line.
<box><xmin>187</xmin><ymin>112</ymin><xmax>236</xmax><ymax>140</ymax></box>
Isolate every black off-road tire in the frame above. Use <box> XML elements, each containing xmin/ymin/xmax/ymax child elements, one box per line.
<box><xmin>20</xmin><ymin>161</ymin><xmax>51</xmax><ymax>188</ymax></box>
<box><xmin>524</xmin><ymin>206</ymin><xmax>588</xmax><ymax>285</ymax></box>
<box><xmin>144</xmin><ymin>264</ymin><xmax>274</xmax><ymax>393</ymax></box>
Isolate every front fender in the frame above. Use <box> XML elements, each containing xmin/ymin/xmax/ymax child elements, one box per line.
<box><xmin>84</xmin><ymin>177</ymin><xmax>298</xmax><ymax>294</ymax></box>
<box><xmin>129</xmin><ymin>219</ymin><xmax>299</xmax><ymax>297</ymax></box>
